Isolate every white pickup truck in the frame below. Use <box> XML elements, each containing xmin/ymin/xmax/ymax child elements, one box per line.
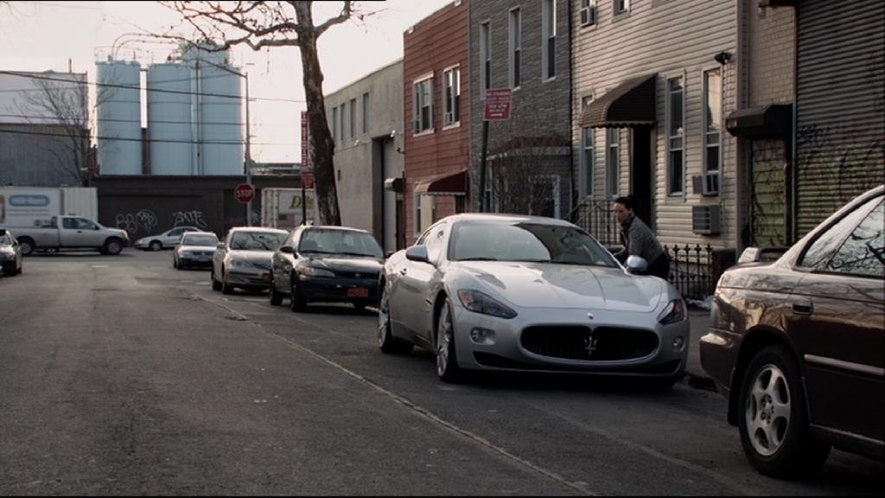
<box><xmin>1</xmin><ymin>215</ymin><xmax>130</xmax><ymax>255</ymax></box>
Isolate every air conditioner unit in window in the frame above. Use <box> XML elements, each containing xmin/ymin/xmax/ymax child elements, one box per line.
<box><xmin>444</xmin><ymin>112</ymin><xmax>454</xmax><ymax>125</ymax></box>
<box><xmin>579</xmin><ymin>6</ymin><xmax>597</xmax><ymax>26</ymax></box>
<box><xmin>691</xmin><ymin>172</ymin><xmax>720</xmax><ymax>196</ymax></box>
<box><xmin>692</xmin><ymin>205</ymin><xmax>721</xmax><ymax>235</ymax></box>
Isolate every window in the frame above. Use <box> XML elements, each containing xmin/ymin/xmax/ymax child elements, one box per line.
<box><xmin>362</xmin><ymin>92</ymin><xmax>369</xmax><ymax>133</ymax></box>
<box><xmin>800</xmin><ymin>195</ymin><xmax>883</xmax><ymax>274</ymax></box>
<box><xmin>480</xmin><ymin>22</ymin><xmax>491</xmax><ymax>97</ymax></box>
<box><xmin>349</xmin><ymin>98</ymin><xmax>357</xmax><ymax>139</ymax></box>
<box><xmin>415</xmin><ymin>194</ymin><xmax>436</xmax><ymax>235</ymax></box>
<box><xmin>332</xmin><ymin>106</ymin><xmax>339</xmax><ymax>141</ymax></box>
<box><xmin>703</xmin><ymin>68</ymin><xmax>722</xmax><ymax>173</ymax></box>
<box><xmin>606</xmin><ymin>128</ymin><xmax>619</xmax><ymax>198</ymax></box>
<box><xmin>542</xmin><ymin>0</ymin><xmax>556</xmax><ymax>80</ymax></box>
<box><xmin>444</xmin><ymin>66</ymin><xmax>461</xmax><ymax>126</ymax></box>
<box><xmin>413</xmin><ymin>77</ymin><xmax>433</xmax><ymax>133</ymax></box>
<box><xmin>421</xmin><ymin>222</ymin><xmax>447</xmax><ymax>263</ymax></box>
<box><xmin>580</xmin><ymin>0</ymin><xmax>597</xmax><ymax>26</ymax></box>
<box><xmin>581</xmin><ymin>96</ymin><xmax>595</xmax><ymax>197</ymax></box>
<box><xmin>667</xmin><ymin>76</ymin><xmax>684</xmax><ymax>195</ymax></box>
<box><xmin>614</xmin><ymin>0</ymin><xmax>630</xmax><ymax>16</ymax></box>
<box><xmin>509</xmin><ymin>8</ymin><xmax>521</xmax><ymax>89</ymax></box>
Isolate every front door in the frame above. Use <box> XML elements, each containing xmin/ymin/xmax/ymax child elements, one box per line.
<box><xmin>630</xmin><ymin>127</ymin><xmax>653</xmax><ymax>228</ymax></box>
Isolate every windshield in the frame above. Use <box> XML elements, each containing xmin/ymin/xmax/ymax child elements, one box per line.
<box><xmin>229</xmin><ymin>231</ymin><xmax>287</xmax><ymax>251</ymax></box>
<box><xmin>181</xmin><ymin>234</ymin><xmax>218</xmax><ymax>247</ymax></box>
<box><xmin>449</xmin><ymin>221</ymin><xmax>619</xmax><ymax>267</ymax></box>
<box><xmin>299</xmin><ymin>228</ymin><xmax>384</xmax><ymax>258</ymax></box>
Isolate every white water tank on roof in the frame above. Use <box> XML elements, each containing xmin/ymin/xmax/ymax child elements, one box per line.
<box><xmin>147</xmin><ymin>63</ymin><xmax>194</xmax><ymax>175</ymax></box>
<box><xmin>95</xmin><ymin>60</ymin><xmax>141</xmax><ymax>175</ymax></box>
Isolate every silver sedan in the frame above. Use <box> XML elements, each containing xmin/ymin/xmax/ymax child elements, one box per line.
<box><xmin>378</xmin><ymin>213</ymin><xmax>689</xmax><ymax>387</ymax></box>
<box><xmin>211</xmin><ymin>227</ymin><xmax>288</xmax><ymax>294</ymax></box>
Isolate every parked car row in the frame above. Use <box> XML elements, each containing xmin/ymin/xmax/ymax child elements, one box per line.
<box><xmin>153</xmin><ymin>184</ymin><xmax>884</xmax><ymax>481</ymax></box>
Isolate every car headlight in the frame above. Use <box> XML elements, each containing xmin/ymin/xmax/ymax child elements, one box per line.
<box><xmin>298</xmin><ymin>265</ymin><xmax>336</xmax><ymax>278</ymax></box>
<box><xmin>457</xmin><ymin>289</ymin><xmax>517</xmax><ymax>319</ymax></box>
<box><xmin>657</xmin><ymin>299</ymin><xmax>687</xmax><ymax>325</ymax></box>
<box><xmin>231</xmin><ymin>259</ymin><xmax>251</xmax><ymax>268</ymax></box>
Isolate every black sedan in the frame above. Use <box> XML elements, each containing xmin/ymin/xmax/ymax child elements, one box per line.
<box><xmin>269</xmin><ymin>225</ymin><xmax>385</xmax><ymax>312</ymax></box>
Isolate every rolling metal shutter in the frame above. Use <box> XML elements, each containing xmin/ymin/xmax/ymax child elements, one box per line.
<box><xmin>795</xmin><ymin>0</ymin><xmax>885</xmax><ymax>237</ymax></box>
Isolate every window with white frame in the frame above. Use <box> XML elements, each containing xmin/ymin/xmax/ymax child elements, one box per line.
<box><xmin>444</xmin><ymin>66</ymin><xmax>460</xmax><ymax>126</ymax></box>
<box><xmin>581</xmin><ymin>95</ymin><xmax>595</xmax><ymax>197</ymax></box>
<box><xmin>480</xmin><ymin>22</ymin><xmax>491</xmax><ymax>98</ymax></box>
<box><xmin>606</xmin><ymin>128</ymin><xmax>619</xmax><ymax>198</ymax></box>
<box><xmin>667</xmin><ymin>76</ymin><xmax>684</xmax><ymax>195</ymax></box>
<box><xmin>509</xmin><ymin>8</ymin><xmax>521</xmax><ymax>89</ymax></box>
<box><xmin>580</xmin><ymin>0</ymin><xmax>597</xmax><ymax>26</ymax></box>
<box><xmin>332</xmin><ymin>106</ymin><xmax>339</xmax><ymax>142</ymax></box>
<box><xmin>542</xmin><ymin>0</ymin><xmax>556</xmax><ymax>80</ymax></box>
<box><xmin>613</xmin><ymin>0</ymin><xmax>630</xmax><ymax>16</ymax></box>
<box><xmin>415</xmin><ymin>194</ymin><xmax>436</xmax><ymax>235</ymax></box>
<box><xmin>413</xmin><ymin>76</ymin><xmax>433</xmax><ymax>133</ymax></box>
<box><xmin>703</xmin><ymin>68</ymin><xmax>721</xmax><ymax>173</ymax></box>
<box><xmin>349</xmin><ymin>98</ymin><xmax>356</xmax><ymax>139</ymax></box>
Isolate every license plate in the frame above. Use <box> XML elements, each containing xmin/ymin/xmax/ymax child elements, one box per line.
<box><xmin>347</xmin><ymin>287</ymin><xmax>369</xmax><ymax>298</ymax></box>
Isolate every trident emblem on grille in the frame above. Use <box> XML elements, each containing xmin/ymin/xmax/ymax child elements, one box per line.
<box><xmin>583</xmin><ymin>332</ymin><xmax>598</xmax><ymax>357</ymax></box>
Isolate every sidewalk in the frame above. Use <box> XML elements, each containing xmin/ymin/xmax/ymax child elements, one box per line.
<box><xmin>684</xmin><ymin>308</ymin><xmax>716</xmax><ymax>391</ymax></box>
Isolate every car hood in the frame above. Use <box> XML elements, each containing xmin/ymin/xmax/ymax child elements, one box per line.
<box><xmin>454</xmin><ymin>261</ymin><xmax>665</xmax><ymax>312</ymax></box>
<box><xmin>309</xmin><ymin>255</ymin><xmax>384</xmax><ymax>272</ymax></box>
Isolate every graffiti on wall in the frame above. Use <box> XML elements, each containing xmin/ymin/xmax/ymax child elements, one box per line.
<box><xmin>114</xmin><ymin>208</ymin><xmax>211</xmax><ymax>238</ymax></box>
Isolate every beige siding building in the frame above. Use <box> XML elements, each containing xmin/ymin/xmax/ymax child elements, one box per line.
<box><xmin>324</xmin><ymin>60</ymin><xmax>406</xmax><ymax>253</ymax></box>
<box><xmin>571</xmin><ymin>0</ymin><xmax>739</xmax><ymax>252</ymax></box>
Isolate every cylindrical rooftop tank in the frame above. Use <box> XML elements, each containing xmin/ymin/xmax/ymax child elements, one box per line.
<box><xmin>147</xmin><ymin>63</ymin><xmax>194</xmax><ymax>175</ymax></box>
<box><xmin>198</xmin><ymin>60</ymin><xmax>244</xmax><ymax>176</ymax></box>
<box><xmin>95</xmin><ymin>60</ymin><xmax>141</xmax><ymax>175</ymax></box>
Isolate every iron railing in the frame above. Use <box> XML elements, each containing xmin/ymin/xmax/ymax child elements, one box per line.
<box><xmin>569</xmin><ymin>197</ymin><xmax>717</xmax><ymax>301</ymax></box>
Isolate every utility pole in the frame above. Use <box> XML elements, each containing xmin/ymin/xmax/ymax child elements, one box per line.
<box><xmin>244</xmin><ymin>73</ymin><xmax>252</xmax><ymax>226</ymax></box>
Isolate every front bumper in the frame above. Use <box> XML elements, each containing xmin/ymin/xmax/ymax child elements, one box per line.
<box><xmin>226</xmin><ymin>269</ymin><xmax>272</xmax><ymax>289</ymax></box>
<box><xmin>450</xmin><ymin>304</ymin><xmax>689</xmax><ymax>378</ymax></box>
<box><xmin>298</xmin><ymin>275</ymin><xmax>380</xmax><ymax>304</ymax></box>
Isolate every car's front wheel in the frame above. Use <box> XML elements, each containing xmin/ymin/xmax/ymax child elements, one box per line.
<box><xmin>435</xmin><ymin>299</ymin><xmax>462</xmax><ymax>383</ymax></box>
<box><xmin>290</xmin><ymin>280</ymin><xmax>307</xmax><ymax>312</ymax></box>
<box><xmin>149</xmin><ymin>240</ymin><xmax>162</xmax><ymax>251</ymax></box>
<box><xmin>378</xmin><ymin>284</ymin><xmax>413</xmax><ymax>355</ymax></box>
<box><xmin>269</xmin><ymin>279</ymin><xmax>283</xmax><ymax>306</ymax></box>
<box><xmin>738</xmin><ymin>345</ymin><xmax>830</xmax><ymax>479</ymax></box>
<box><xmin>211</xmin><ymin>266</ymin><xmax>222</xmax><ymax>291</ymax></box>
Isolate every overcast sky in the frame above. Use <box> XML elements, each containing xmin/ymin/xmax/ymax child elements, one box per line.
<box><xmin>0</xmin><ymin>0</ymin><xmax>451</xmax><ymax>163</ymax></box>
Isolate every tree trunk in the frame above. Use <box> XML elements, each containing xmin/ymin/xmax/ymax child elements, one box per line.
<box><xmin>298</xmin><ymin>30</ymin><xmax>341</xmax><ymax>226</ymax></box>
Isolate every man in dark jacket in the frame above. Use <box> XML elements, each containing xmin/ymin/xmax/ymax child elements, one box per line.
<box><xmin>611</xmin><ymin>196</ymin><xmax>670</xmax><ymax>280</ymax></box>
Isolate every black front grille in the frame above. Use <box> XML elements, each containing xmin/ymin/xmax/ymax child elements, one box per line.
<box><xmin>334</xmin><ymin>270</ymin><xmax>379</xmax><ymax>280</ymax></box>
<box><xmin>520</xmin><ymin>325</ymin><xmax>658</xmax><ymax>361</ymax></box>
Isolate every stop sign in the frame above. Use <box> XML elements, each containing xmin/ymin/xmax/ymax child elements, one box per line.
<box><xmin>234</xmin><ymin>183</ymin><xmax>255</xmax><ymax>204</ymax></box>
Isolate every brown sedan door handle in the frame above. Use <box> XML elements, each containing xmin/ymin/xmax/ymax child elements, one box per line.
<box><xmin>792</xmin><ymin>300</ymin><xmax>813</xmax><ymax>315</ymax></box>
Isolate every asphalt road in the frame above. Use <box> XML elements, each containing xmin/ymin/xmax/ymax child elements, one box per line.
<box><xmin>0</xmin><ymin>249</ymin><xmax>882</xmax><ymax>495</ymax></box>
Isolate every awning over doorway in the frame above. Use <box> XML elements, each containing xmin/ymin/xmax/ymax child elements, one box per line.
<box><xmin>414</xmin><ymin>169</ymin><xmax>467</xmax><ymax>196</ymax></box>
<box><xmin>725</xmin><ymin>104</ymin><xmax>793</xmax><ymax>139</ymax></box>
<box><xmin>579</xmin><ymin>74</ymin><xmax>657</xmax><ymax>128</ymax></box>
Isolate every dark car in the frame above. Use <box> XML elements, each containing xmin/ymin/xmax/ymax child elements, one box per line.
<box><xmin>269</xmin><ymin>225</ymin><xmax>385</xmax><ymax>312</ymax></box>
<box><xmin>0</xmin><ymin>228</ymin><xmax>23</xmax><ymax>276</ymax></box>
<box><xmin>700</xmin><ymin>184</ymin><xmax>884</xmax><ymax>479</ymax></box>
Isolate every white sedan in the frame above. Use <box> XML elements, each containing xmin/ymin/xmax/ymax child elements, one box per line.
<box><xmin>378</xmin><ymin>213</ymin><xmax>689</xmax><ymax>388</ymax></box>
<box><xmin>134</xmin><ymin>226</ymin><xmax>203</xmax><ymax>251</ymax></box>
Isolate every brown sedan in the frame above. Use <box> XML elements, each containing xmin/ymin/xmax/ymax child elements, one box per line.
<box><xmin>700</xmin><ymin>184</ymin><xmax>884</xmax><ymax>479</ymax></box>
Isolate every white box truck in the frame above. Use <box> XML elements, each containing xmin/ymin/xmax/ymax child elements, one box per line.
<box><xmin>0</xmin><ymin>186</ymin><xmax>98</xmax><ymax>228</ymax></box>
<box><xmin>260</xmin><ymin>188</ymin><xmax>318</xmax><ymax>230</ymax></box>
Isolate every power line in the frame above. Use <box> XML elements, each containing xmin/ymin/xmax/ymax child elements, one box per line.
<box><xmin>0</xmin><ymin>112</ymin><xmax>302</xmax><ymax>129</ymax></box>
<box><xmin>0</xmin><ymin>70</ymin><xmax>305</xmax><ymax>104</ymax></box>
<box><xmin>0</xmin><ymin>127</ymin><xmax>299</xmax><ymax>148</ymax></box>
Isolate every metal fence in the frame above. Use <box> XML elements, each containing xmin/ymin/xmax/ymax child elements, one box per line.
<box><xmin>569</xmin><ymin>198</ymin><xmax>716</xmax><ymax>301</ymax></box>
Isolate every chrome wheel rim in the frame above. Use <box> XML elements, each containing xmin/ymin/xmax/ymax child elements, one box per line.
<box><xmin>436</xmin><ymin>305</ymin><xmax>452</xmax><ymax>377</ymax></box>
<box><xmin>745</xmin><ymin>363</ymin><xmax>792</xmax><ymax>457</ymax></box>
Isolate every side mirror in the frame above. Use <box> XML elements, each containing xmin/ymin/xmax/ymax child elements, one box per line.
<box><xmin>216</xmin><ymin>242</ymin><xmax>225</xmax><ymax>249</ymax></box>
<box><xmin>625</xmin><ymin>255</ymin><xmax>648</xmax><ymax>274</ymax></box>
<box><xmin>280</xmin><ymin>246</ymin><xmax>295</xmax><ymax>254</ymax></box>
<box><xmin>404</xmin><ymin>245</ymin><xmax>430</xmax><ymax>264</ymax></box>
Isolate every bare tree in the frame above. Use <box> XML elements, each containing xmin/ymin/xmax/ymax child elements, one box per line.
<box><xmin>161</xmin><ymin>1</ymin><xmax>374</xmax><ymax>226</ymax></box>
<box><xmin>17</xmin><ymin>73</ymin><xmax>94</xmax><ymax>186</ymax></box>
